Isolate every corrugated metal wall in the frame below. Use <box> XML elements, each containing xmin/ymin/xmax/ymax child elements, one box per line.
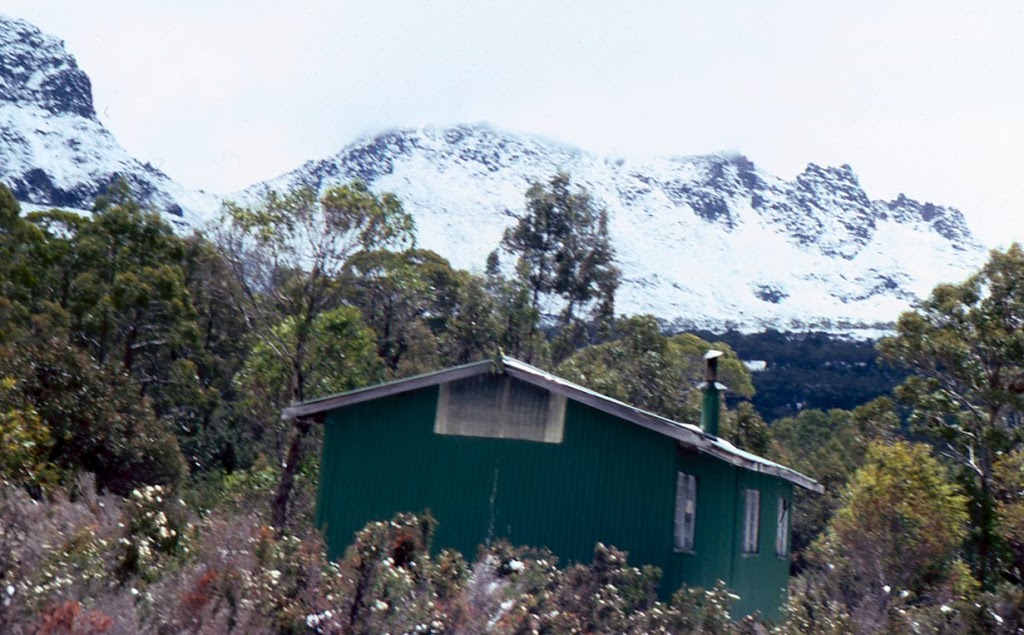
<box><xmin>315</xmin><ymin>380</ymin><xmax>792</xmax><ymax>619</ymax></box>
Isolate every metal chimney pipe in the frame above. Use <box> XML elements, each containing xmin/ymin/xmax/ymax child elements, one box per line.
<box><xmin>701</xmin><ymin>350</ymin><xmax>725</xmax><ymax>438</ymax></box>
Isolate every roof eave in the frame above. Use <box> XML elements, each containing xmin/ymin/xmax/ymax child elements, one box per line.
<box><xmin>281</xmin><ymin>359</ymin><xmax>494</xmax><ymax>420</ymax></box>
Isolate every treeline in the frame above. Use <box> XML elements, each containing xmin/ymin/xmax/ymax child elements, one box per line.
<box><xmin>692</xmin><ymin>329</ymin><xmax>908</xmax><ymax>422</ymax></box>
<box><xmin>1</xmin><ymin>174</ymin><xmax>1024</xmax><ymax>633</ymax></box>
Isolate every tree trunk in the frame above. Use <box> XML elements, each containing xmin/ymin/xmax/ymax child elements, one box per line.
<box><xmin>271</xmin><ymin>416</ymin><xmax>312</xmax><ymax>533</ymax></box>
<box><xmin>271</xmin><ymin>319</ymin><xmax>316</xmax><ymax>534</ymax></box>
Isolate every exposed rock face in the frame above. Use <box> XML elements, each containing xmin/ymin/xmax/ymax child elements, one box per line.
<box><xmin>248</xmin><ymin>124</ymin><xmax>985</xmax><ymax>334</ymax></box>
<box><xmin>0</xmin><ymin>17</ymin><xmax>95</xmax><ymax>118</ymax></box>
<box><xmin>0</xmin><ymin>15</ymin><xmax>217</xmax><ymax>218</ymax></box>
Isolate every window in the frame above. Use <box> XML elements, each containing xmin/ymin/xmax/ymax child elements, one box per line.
<box><xmin>674</xmin><ymin>472</ymin><xmax>698</xmax><ymax>551</ymax></box>
<box><xmin>435</xmin><ymin>374</ymin><xmax>566</xmax><ymax>443</ymax></box>
<box><xmin>776</xmin><ymin>497</ymin><xmax>791</xmax><ymax>557</ymax></box>
<box><xmin>742</xmin><ymin>488</ymin><xmax>760</xmax><ymax>554</ymax></box>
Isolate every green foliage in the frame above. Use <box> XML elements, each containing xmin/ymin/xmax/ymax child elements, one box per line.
<box><xmin>993</xmin><ymin>449</ymin><xmax>1024</xmax><ymax>582</ymax></box>
<box><xmin>483</xmin><ymin>257</ymin><xmax>549</xmax><ymax>364</ymax></box>
<box><xmin>61</xmin><ymin>193</ymin><xmax>197</xmax><ymax>379</ymax></box>
<box><xmin>665</xmin><ymin>581</ymin><xmax>742</xmax><ymax>634</ymax></box>
<box><xmin>0</xmin><ymin>376</ymin><xmax>54</xmax><ymax>489</ymax></box>
<box><xmin>176</xmin><ymin>237</ymin><xmax>254</xmax><ymax>472</ymax></box>
<box><xmin>0</xmin><ymin>185</ymin><xmax>250</xmax><ymax>476</ymax></box>
<box><xmin>812</xmin><ymin>441</ymin><xmax>970</xmax><ymax>622</ymax></box>
<box><xmin>218</xmin><ymin>182</ymin><xmax>417</xmax><ymax>529</ymax></box>
<box><xmin>218</xmin><ymin>181</ymin><xmax>414</xmax><ymax>403</ymax></box>
<box><xmin>238</xmin><ymin>306</ymin><xmax>385</xmax><ymax>405</ymax></box>
<box><xmin>0</xmin><ymin>311</ymin><xmax>185</xmax><ymax>494</ymax></box>
<box><xmin>720</xmin><ymin>401</ymin><xmax>770</xmax><ymax>456</ymax></box>
<box><xmin>768</xmin><ymin>399</ymin><xmax>899</xmax><ymax>556</ymax></box>
<box><xmin>775</xmin><ymin>574</ymin><xmax>853</xmax><ymax>635</ymax></box>
<box><xmin>880</xmin><ymin>243</ymin><xmax>1024</xmax><ymax>584</ymax></box>
<box><xmin>557</xmin><ymin>316</ymin><xmax>754</xmax><ymax>433</ymax></box>
<box><xmin>0</xmin><ymin>189</ymin><xmax>50</xmax><ymax>310</ymax></box>
<box><xmin>344</xmin><ymin>248</ymin><xmax>447</xmax><ymax>375</ymax></box>
<box><xmin>501</xmin><ymin>172</ymin><xmax>620</xmax><ymax>358</ymax></box>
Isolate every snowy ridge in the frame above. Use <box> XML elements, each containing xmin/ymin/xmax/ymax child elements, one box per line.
<box><xmin>246</xmin><ymin>124</ymin><xmax>986</xmax><ymax>334</ymax></box>
<box><xmin>0</xmin><ymin>14</ymin><xmax>988</xmax><ymax>335</ymax></box>
<box><xmin>0</xmin><ymin>15</ymin><xmax>218</xmax><ymax>219</ymax></box>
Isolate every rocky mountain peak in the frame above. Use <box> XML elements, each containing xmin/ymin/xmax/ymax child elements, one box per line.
<box><xmin>0</xmin><ymin>16</ymin><xmax>95</xmax><ymax>119</ymax></box>
<box><xmin>878</xmin><ymin>193</ymin><xmax>974</xmax><ymax>246</ymax></box>
<box><xmin>247</xmin><ymin>124</ymin><xmax>986</xmax><ymax>334</ymax></box>
<box><xmin>0</xmin><ymin>14</ymin><xmax>216</xmax><ymax>218</ymax></box>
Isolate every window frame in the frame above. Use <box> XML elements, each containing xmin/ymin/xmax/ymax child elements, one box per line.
<box><xmin>674</xmin><ymin>472</ymin><xmax>698</xmax><ymax>552</ymax></box>
<box><xmin>775</xmin><ymin>497</ymin><xmax>791</xmax><ymax>557</ymax></box>
<box><xmin>742</xmin><ymin>488</ymin><xmax>760</xmax><ymax>555</ymax></box>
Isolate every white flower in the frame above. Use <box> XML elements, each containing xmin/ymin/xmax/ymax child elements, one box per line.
<box><xmin>883</xmin><ymin>585</ymin><xmax>891</xmax><ymax>594</ymax></box>
<box><xmin>130</xmin><ymin>588</ymin><xmax>139</xmax><ymax>596</ymax></box>
<box><xmin>5</xmin><ymin>585</ymin><xmax>14</xmax><ymax>597</ymax></box>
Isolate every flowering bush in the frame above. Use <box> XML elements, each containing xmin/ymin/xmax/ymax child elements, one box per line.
<box><xmin>115</xmin><ymin>485</ymin><xmax>192</xmax><ymax>583</ymax></box>
<box><xmin>332</xmin><ymin>512</ymin><xmax>448</xmax><ymax>634</ymax></box>
<box><xmin>0</xmin><ymin>376</ymin><xmax>54</xmax><ymax>489</ymax></box>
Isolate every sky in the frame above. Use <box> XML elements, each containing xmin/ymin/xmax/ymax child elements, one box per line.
<box><xmin>5</xmin><ymin>1</ymin><xmax>1024</xmax><ymax>247</ymax></box>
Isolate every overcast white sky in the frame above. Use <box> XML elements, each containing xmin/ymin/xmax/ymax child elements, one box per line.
<box><xmin>5</xmin><ymin>1</ymin><xmax>1024</xmax><ymax>246</ymax></box>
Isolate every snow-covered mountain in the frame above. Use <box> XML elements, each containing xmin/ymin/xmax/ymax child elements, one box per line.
<box><xmin>0</xmin><ymin>14</ymin><xmax>988</xmax><ymax>334</ymax></box>
<box><xmin>247</xmin><ymin>124</ymin><xmax>987</xmax><ymax>333</ymax></box>
<box><xmin>0</xmin><ymin>15</ymin><xmax>215</xmax><ymax>220</ymax></box>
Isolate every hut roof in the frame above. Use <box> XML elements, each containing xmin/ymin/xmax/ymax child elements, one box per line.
<box><xmin>282</xmin><ymin>356</ymin><xmax>822</xmax><ymax>493</ymax></box>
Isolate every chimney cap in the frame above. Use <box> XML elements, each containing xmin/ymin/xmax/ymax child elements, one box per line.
<box><xmin>704</xmin><ymin>349</ymin><xmax>724</xmax><ymax>360</ymax></box>
<box><xmin>698</xmin><ymin>381</ymin><xmax>729</xmax><ymax>391</ymax></box>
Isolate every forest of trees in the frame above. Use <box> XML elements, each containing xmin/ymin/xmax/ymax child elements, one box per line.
<box><xmin>2</xmin><ymin>174</ymin><xmax>1024</xmax><ymax>633</ymax></box>
<box><xmin>692</xmin><ymin>329</ymin><xmax>908</xmax><ymax>422</ymax></box>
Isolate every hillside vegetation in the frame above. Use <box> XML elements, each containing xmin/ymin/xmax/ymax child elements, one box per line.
<box><xmin>0</xmin><ymin>177</ymin><xmax>1022</xmax><ymax>633</ymax></box>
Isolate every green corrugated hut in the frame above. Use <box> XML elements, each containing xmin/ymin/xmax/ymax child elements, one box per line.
<box><xmin>283</xmin><ymin>354</ymin><xmax>821</xmax><ymax>620</ymax></box>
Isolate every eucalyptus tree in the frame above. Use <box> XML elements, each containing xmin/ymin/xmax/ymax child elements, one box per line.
<box><xmin>500</xmin><ymin>172</ymin><xmax>619</xmax><ymax>359</ymax></box>
<box><xmin>879</xmin><ymin>243</ymin><xmax>1024</xmax><ymax>585</ymax></box>
<box><xmin>215</xmin><ymin>182</ymin><xmax>414</xmax><ymax>529</ymax></box>
<box><xmin>345</xmin><ymin>248</ymin><xmax>546</xmax><ymax>374</ymax></box>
